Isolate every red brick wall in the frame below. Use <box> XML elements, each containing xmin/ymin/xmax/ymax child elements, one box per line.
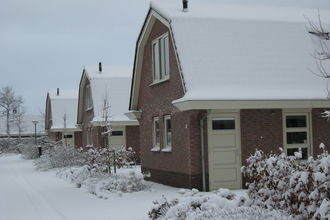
<box><xmin>126</xmin><ymin>125</ymin><xmax>140</xmax><ymax>162</ymax></box>
<box><xmin>74</xmin><ymin>131</ymin><xmax>83</xmax><ymax>148</ymax></box>
<box><xmin>137</xmin><ymin>19</ymin><xmax>205</xmax><ymax>189</ymax></box>
<box><xmin>312</xmin><ymin>108</ymin><xmax>330</xmax><ymax>156</ymax></box>
<box><xmin>240</xmin><ymin>109</ymin><xmax>283</xmax><ymax>166</ymax></box>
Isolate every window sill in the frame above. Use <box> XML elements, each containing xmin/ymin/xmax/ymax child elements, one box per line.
<box><xmin>85</xmin><ymin>107</ymin><xmax>93</xmax><ymax>112</ymax></box>
<box><xmin>151</xmin><ymin>146</ymin><xmax>160</xmax><ymax>152</ymax></box>
<box><xmin>161</xmin><ymin>147</ymin><xmax>172</xmax><ymax>152</ymax></box>
<box><xmin>149</xmin><ymin>77</ymin><xmax>170</xmax><ymax>87</ymax></box>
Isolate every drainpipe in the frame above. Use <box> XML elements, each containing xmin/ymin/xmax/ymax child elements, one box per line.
<box><xmin>200</xmin><ymin>110</ymin><xmax>210</xmax><ymax>192</ymax></box>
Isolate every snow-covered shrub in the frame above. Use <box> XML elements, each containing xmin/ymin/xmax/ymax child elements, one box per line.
<box><xmin>241</xmin><ymin>145</ymin><xmax>330</xmax><ymax>219</ymax></box>
<box><xmin>148</xmin><ymin>189</ymin><xmax>291</xmax><ymax>220</ymax></box>
<box><xmin>34</xmin><ymin>144</ymin><xmax>85</xmax><ymax>170</ymax></box>
<box><xmin>21</xmin><ymin>143</ymin><xmax>39</xmax><ymax>159</ymax></box>
<box><xmin>0</xmin><ymin>138</ymin><xmax>21</xmax><ymax>153</ymax></box>
<box><xmin>83</xmin><ymin>147</ymin><xmax>113</xmax><ymax>173</ymax></box>
<box><xmin>57</xmin><ymin>167</ymin><xmax>149</xmax><ymax>197</ymax></box>
<box><xmin>115</xmin><ymin>146</ymin><xmax>137</xmax><ymax>168</ymax></box>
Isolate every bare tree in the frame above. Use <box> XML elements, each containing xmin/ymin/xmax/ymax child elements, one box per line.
<box><xmin>307</xmin><ymin>12</ymin><xmax>330</xmax><ymax>93</ymax></box>
<box><xmin>101</xmin><ymin>91</ymin><xmax>112</xmax><ymax>149</ymax></box>
<box><xmin>13</xmin><ymin>105</ymin><xmax>26</xmax><ymax>139</ymax></box>
<box><xmin>307</xmin><ymin>12</ymin><xmax>330</xmax><ymax>119</ymax></box>
<box><xmin>0</xmin><ymin>86</ymin><xmax>24</xmax><ymax>135</ymax></box>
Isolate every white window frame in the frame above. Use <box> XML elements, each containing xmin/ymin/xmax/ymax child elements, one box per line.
<box><xmin>283</xmin><ymin>112</ymin><xmax>311</xmax><ymax>159</ymax></box>
<box><xmin>152</xmin><ymin>33</ymin><xmax>170</xmax><ymax>84</ymax></box>
<box><xmin>162</xmin><ymin>115</ymin><xmax>172</xmax><ymax>152</ymax></box>
<box><xmin>85</xmin><ymin>84</ymin><xmax>93</xmax><ymax>111</ymax></box>
<box><xmin>151</xmin><ymin>117</ymin><xmax>160</xmax><ymax>151</ymax></box>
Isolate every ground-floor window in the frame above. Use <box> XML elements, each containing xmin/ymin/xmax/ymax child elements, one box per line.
<box><xmin>283</xmin><ymin>112</ymin><xmax>310</xmax><ymax>159</ymax></box>
<box><xmin>151</xmin><ymin>117</ymin><xmax>160</xmax><ymax>151</ymax></box>
<box><xmin>163</xmin><ymin>115</ymin><xmax>172</xmax><ymax>151</ymax></box>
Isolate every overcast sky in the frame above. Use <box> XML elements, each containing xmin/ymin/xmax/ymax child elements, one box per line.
<box><xmin>0</xmin><ymin>0</ymin><xmax>329</xmax><ymax>114</ymax></box>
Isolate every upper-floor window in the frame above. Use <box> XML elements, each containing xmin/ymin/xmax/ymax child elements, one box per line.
<box><xmin>152</xmin><ymin>33</ymin><xmax>170</xmax><ymax>83</ymax></box>
<box><xmin>85</xmin><ymin>84</ymin><xmax>93</xmax><ymax>111</ymax></box>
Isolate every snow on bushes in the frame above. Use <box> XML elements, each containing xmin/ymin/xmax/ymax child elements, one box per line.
<box><xmin>241</xmin><ymin>145</ymin><xmax>330</xmax><ymax>219</ymax></box>
<box><xmin>148</xmin><ymin>189</ymin><xmax>291</xmax><ymax>220</ymax></box>
<box><xmin>57</xmin><ymin>166</ymin><xmax>149</xmax><ymax>198</ymax></box>
<box><xmin>34</xmin><ymin>144</ymin><xmax>85</xmax><ymax>170</ymax></box>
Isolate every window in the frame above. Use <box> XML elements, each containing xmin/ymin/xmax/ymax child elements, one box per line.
<box><xmin>152</xmin><ymin>117</ymin><xmax>160</xmax><ymax>151</ymax></box>
<box><xmin>152</xmin><ymin>33</ymin><xmax>170</xmax><ymax>82</ymax></box>
<box><xmin>87</xmin><ymin>127</ymin><xmax>93</xmax><ymax>146</ymax></box>
<box><xmin>111</xmin><ymin>130</ymin><xmax>123</xmax><ymax>136</ymax></box>
<box><xmin>85</xmin><ymin>85</ymin><xmax>93</xmax><ymax>110</ymax></box>
<box><xmin>284</xmin><ymin>113</ymin><xmax>310</xmax><ymax>160</ymax></box>
<box><xmin>212</xmin><ymin>118</ymin><xmax>235</xmax><ymax>130</ymax></box>
<box><xmin>163</xmin><ymin>115</ymin><xmax>172</xmax><ymax>151</ymax></box>
<box><xmin>63</xmin><ymin>134</ymin><xmax>73</xmax><ymax>138</ymax></box>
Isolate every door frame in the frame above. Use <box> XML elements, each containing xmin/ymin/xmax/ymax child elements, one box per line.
<box><xmin>207</xmin><ymin>111</ymin><xmax>242</xmax><ymax>190</ymax></box>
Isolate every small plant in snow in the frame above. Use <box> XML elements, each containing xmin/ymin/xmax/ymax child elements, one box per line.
<box><xmin>241</xmin><ymin>145</ymin><xmax>330</xmax><ymax>219</ymax></box>
<box><xmin>115</xmin><ymin>146</ymin><xmax>137</xmax><ymax>168</ymax></box>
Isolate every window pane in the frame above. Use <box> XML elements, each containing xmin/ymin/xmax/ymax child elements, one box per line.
<box><xmin>152</xmin><ymin>42</ymin><xmax>159</xmax><ymax>80</ymax></box>
<box><xmin>212</xmin><ymin>119</ymin><xmax>235</xmax><ymax>130</ymax></box>
<box><xmin>155</xmin><ymin>120</ymin><xmax>160</xmax><ymax>145</ymax></box>
<box><xmin>287</xmin><ymin>132</ymin><xmax>307</xmax><ymax>144</ymax></box>
<box><xmin>160</xmin><ymin>38</ymin><xmax>165</xmax><ymax>78</ymax></box>
<box><xmin>164</xmin><ymin>36</ymin><xmax>169</xmax><ymax>76</ymax></box>
<box><xmin>166</xmin><ymin>118</ymin><xmax>171</xmax><ymax>145</ymax></box>
<box><xmin>286</xmin><ymin>116</ymin><xmax>306</xmax><ymax>128</ymax></box>
<box><xmin>64</xmin><ymin>134</ymin><xmax>72</xmax><ymax>138</ymax></box>
<box><xmin>287</xmin><ymin>148</ymin><xmax>308</xmax><ymax>160</ymax></box>
<box><xmin>111</xmin><ymin>131</ymin><xmax>123</xmax><ymax>136</ymax></box>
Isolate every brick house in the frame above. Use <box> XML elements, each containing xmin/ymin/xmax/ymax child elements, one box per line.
<box><xmin>76</xmin><ymin>63</ymin><xmax>140</xmax><ymax>158</ymax></box>
<box><xmin>45</xmin><ymin>89</ymin><xmax>82</xmax><ymax>147</ymax></box>
<box><xmin>128</xmin><ymin>1</ymin><xmax>330</xmax><ymax>191</ymax></box>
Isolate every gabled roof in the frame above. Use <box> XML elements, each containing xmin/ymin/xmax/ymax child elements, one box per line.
<box><xmin>130</xmin><ymin>0</ymin><xmax>330</xmax><ymax>110</ymax></box>
<box><xmin>46</xmin><ymin>89</ymin><xmax>79</xmax><ymax>131</ymax></box>
<box><xmin>77</xmin><ymin>65</ymin><xmax>137</xmax><ymax>125</ymax></box>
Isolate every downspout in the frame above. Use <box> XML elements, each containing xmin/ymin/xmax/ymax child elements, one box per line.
<box><xmin>200</xmin><ymin>110</ymin><xmax>210</xmax><ymax>192</ymax></box>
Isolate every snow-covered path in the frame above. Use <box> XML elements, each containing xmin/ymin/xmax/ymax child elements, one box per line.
<box><xmin>0</xmin><ymin>154</ymin><xmax>178</xmax><ymax>220</ymax></box>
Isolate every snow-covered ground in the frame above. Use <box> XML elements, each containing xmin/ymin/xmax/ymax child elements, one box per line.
<box><xmin>0</xmin><ymin>154</ymin><xmax>180</xmax><ymax>220</ymax></box>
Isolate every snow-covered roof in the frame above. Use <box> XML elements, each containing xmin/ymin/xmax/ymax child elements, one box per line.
<box><xmin>149</xmin><ymin>0</ymin><xmax>330</xmax><ymax>102</ymax></box>
<box><xmin>83</xmin><ymin>65</ymin><xmax>136</xmax><ymax>123</ymax></box>
<box><xmin>0</xmin><ymin>114</ymin><xmax>45</xmax><ymax>136</ymax></box>
<box><xmin>48</xmin><ymin>89</ymin><xmax>78</xmax><ymax>130</ymax></box>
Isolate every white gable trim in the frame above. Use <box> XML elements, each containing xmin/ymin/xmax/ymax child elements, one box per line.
<box><xmin>129</xmin><ymin>8</ymin><xmax>186</xmax><ymax>110</ymax></box>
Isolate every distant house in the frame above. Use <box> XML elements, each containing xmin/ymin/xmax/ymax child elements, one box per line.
<box><xmin>0</xmin><ymin>114</ymin><xmax>46</xmax><ymax>138</ymax></box>
<box><xmin>128</xmin><ymin>1</ymin><xmax>330</xmax><ymax>191</ymax></box>
<box><xmin>45</xmin><ymin>89</ymin><xmax>82</xmax><ymax>147</ymax></box>
<box><xmin>76</xmin><ymin>63</ymin><xmax>140</xmax><ymax>156</ymax></box>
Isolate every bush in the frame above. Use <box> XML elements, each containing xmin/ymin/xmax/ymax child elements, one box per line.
<box><xmin>34</xmin><ymin>144</ymin><xmax>85</xmax><ymax>170</ymax></box>
<box><xmin>21</xmin><ymin>143</ymin><xmax>39</xmax><ymax>159</ymax></box>
<box><xmin>241</xmin><ymin>145</ymin><xmax>330</xmax><ymax>219</ymax></box>
<box><xmin>115</xmin><ymin>146</ymin><xmax>137</xmax><ymax>168</ymax></box>
<box><xmin>148</xmin><ymin>189</ymin><xmax>291</xmax><ymax>220</ymax></box>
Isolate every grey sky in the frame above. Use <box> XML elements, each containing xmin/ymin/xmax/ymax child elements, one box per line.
<box><xmin>0</xmin><ymin>0</ymin><xmax>329</xmax><ymax>114</ymax></box>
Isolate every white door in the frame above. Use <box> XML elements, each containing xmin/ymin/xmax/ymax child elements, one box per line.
<box><xmin>108</xmin><ymin>126</ymin><xmax>125</xmax><ymax>150</ymax></box>
<box><xmin>62</xmin><ymin>132</ymin><xmax>75</xmax><ymax>147</ymax></box>
<box><xmin>208</xmin><ymin>113</ymin><xmax>241</xmax><ymax>190</ymax></box>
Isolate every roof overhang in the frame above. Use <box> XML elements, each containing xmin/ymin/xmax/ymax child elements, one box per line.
<box><xmin>91</xmin><ymin>120</ymin><xmax>139</xmax><ymax>127</ymax></box>
<box><xmin>173</xmin><ymin>99</ymin><xmax>330</xmax><ymax>111</ymax></box>
<box><xmin>125</xmin><ymin>110</ymin><xmax>142</xmax><ymax>120</ymax></box>
<box><xmin>49</xmin><ymin>127</ymin><xmax>81</xmax><ymax>132</ymax></box>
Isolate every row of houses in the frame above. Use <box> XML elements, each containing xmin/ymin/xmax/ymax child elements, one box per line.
<box><xmin>44</xmin><ymin>0</ymin><xmax>330</xmax><ymax>191</ymax></box>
